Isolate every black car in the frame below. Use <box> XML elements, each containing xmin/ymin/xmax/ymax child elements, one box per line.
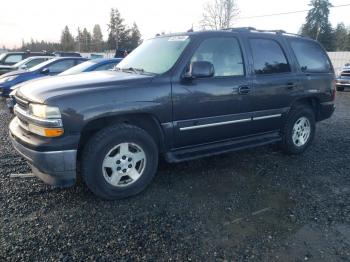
<box><xmin>9</xmin><ymin>28</ymin><xmax>335</xmax><ymax>200</ymax></box>
<box><xmin>0</xmin><ymin>51</ymin><xmax>54</xmax><ymax>66</ymax></box>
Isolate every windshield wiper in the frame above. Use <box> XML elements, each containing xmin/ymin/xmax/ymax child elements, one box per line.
<box><xmin>116</xmin><ymin>67</ymin><xmax>156</xmax><ymax>76</ymax></box>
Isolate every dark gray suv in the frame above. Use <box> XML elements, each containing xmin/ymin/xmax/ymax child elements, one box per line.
<box><xmin>9</xmin><ymin>28</ymin><xmax>336</xmax><ymax>200</ymax></box>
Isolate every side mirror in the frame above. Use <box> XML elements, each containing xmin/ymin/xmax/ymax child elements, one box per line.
<box><xmin>185</xmin><ymin>61</ymin><xmax>214</xmax><ymax>79</ymax></box>
<box><xmin>41</xmin><ymin>68</ymin><xmax>50</xmax><ymax>74</ymax></box>
<box><xmin>19</xmin><ymin>65</ymin><xmax>28</xmax><ymax>70</ymax></box>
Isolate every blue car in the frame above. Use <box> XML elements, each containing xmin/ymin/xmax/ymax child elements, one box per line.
<box><xmin>0</xmin><ymin>57</ymin><xmax>87</xmax><ymax>96</ymax></box>
<box><xmin>6</xmin><ymin>58</ymin><xmax>122</xmax><ymax>112</ymax></box>
<box><xmin>58</xmin><ymin>58</ymin><xmax>122</xmax><ymax>76</ymax></box>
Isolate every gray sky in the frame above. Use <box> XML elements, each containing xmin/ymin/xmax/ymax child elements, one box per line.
<box><xmin>1</xmin><ymin>0</ymin><xmax>350</xmax><ymax>48</ymax></box>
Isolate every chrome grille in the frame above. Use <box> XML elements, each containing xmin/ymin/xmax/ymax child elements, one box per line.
<box><xmin>15</xmin><ymin>95</ymin><xmax>29</xmax><ymax>110</ymax></box>
<box><xmin>341</xmin><ymin>70</ymin><xmax>350</xmax><ymax>77</ymax></box>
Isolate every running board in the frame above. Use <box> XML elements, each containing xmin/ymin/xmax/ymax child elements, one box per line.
<box><xmin>165</xmin><ymin>132</ymin><xmax>281</xmax><ymax>163</ymax></box>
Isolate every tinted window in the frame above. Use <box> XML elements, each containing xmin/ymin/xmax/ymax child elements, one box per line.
<box><xmin>290</xmin><ymin>40</ymin><xmax>331</xmax><ymax>73</ymax></box>
<box><xmin>191</xmin><ymin>37</ymin><xmax>244</xmax><ymax>77</ymax></box>
<box><xmin>250</xmin><ymin>39</ymin><xmax>290</xmax><ymax>75</ymax></box>
<box><xmin>4</xmin><ymin>54</ymin><xmax>23</xmax><ymax>63</ymax></box>
<box><xmin>47</xmin><ymin>60</ymin><xmax>75</xmax><ymax>73</ymax></box>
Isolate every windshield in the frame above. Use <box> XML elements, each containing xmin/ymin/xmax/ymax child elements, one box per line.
<box><xmin>59</xmin><ymin>60</ymin><xmax>95</xmax><ymax>76</ymax></box>
<box><xmin>0</xmin><ymin>53</ymin><xmax>7</xmax><ymax>61</ymax></box>
<box><xmin>13</xmin><ymin>58</ymin><xmax>31</xmax><ymax>68</ymax></box>
<box><xmin>116</xmin><ymin>36</ymin><xmax>190</xmax><ymax>75</ymax></box>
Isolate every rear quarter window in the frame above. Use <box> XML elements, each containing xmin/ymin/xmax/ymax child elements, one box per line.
<box><xmin>290</xmin><ymin>39</ymin><xmax>332</xmax><ymax>73</ymax></box>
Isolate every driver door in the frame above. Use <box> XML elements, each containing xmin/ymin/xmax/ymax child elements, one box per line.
<box><xmin>171</xmin><ymin>35</ymin><xmax>255</xmax><ymax>148</ymax></box>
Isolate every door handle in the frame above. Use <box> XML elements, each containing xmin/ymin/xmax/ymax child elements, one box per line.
<box><xmin>238</xmin><ymin>86</ymin><xmax>251</xmax><ymax>95</ymax></box>
<box><xmin>286</xmin><ymin>82</ymin><xmax>296</xmax><ymax>90</ymax></box>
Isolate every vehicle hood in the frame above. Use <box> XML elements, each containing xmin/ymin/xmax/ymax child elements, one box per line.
<box><xmin>17</xmin><ymin>70</ymin><xmax>154</xmax><ymax>103</ymax></box>
<box><xmin>0</xmin><ymin>69</ymin><xmax>28</xmax><ymax>78</ymax></box>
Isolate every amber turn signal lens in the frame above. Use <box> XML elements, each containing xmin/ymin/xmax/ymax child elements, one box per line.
<box><xmin>44</xmin><ymin>128</ymin><xmax>64</xmax><ymax>137</ymax></box>
<box><xmin>28</xmin><ymin>123</ymin><xmax>64</xmax><ymax>137</ymax></box>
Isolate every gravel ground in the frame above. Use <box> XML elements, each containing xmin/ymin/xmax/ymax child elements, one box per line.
<box><xmin>0</xmin><ymin>93</ymin><xmax>350</xmax><ymax>261</ymax></box>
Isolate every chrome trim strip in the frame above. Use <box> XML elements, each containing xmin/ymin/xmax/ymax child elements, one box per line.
<box><xmin>14</xmin><ymin>105</ymin><xmax>63</xmax><ymax>128</ymax></box>
<box><xmin>179</xmin><ymin>118</ymin><xmax>251</xmax><ymax>131</ymax></box>
<box><xmin>15</xmin><ymin>95</ymin><xmax>29</xmax><ymax>106</ymax></box>
<box><xmin>179</xmin><ymin>113</ymin><xmax>283</xmax><ymax>131</ymax></box>
<box><xmin>253</xmin><ymin>114</ymin><xmax>282</xmax><ymax>121</ymax></box>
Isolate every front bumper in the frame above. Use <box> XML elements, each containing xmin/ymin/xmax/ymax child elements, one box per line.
<box><xmin>0</xmin><ymin>86</ymin><xmax>10</xmax><ymax>97</ymax></box>
<box><xmin>336</xmin><ymin>78</ymin><xmax>350</xmax><ymax>87</ymax></box>
<box><xmin>9</xmin><ymin>118</ymin><xmax>77</xmax><ymax>187</ymax></box>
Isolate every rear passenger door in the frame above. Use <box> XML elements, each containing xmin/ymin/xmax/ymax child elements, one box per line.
<box><xmin>247</xmin><ymin>36</ymin><xmax>300</xmax><ymax>133</ymax></box>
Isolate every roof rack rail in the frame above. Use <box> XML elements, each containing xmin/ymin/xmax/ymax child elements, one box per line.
<box><xmin>223</xmin><ymin>27</ymin><xmax>306</xmax><ymax>38</ymax></box>
<box><xmin>223</xmin><ymin>27</ymin><xmax>257</xmax><ymax>32</ymax></box>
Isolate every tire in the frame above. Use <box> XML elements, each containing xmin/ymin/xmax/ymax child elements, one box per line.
<box><xmin>81</xmin><ymin>124</ymin><xmax>159</xmax><ymax>200</ymax></box>
<box><xmin>281</xmin><ymin>105</ymin><xmax>315</xmax><ymax>155</ymax></box>
<box><xmin>337</xmin><ymin>86</ymin><xmax>345</xmax><ymax>92</ymax></box>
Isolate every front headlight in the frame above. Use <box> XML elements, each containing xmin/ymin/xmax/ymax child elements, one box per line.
<box><xmin>29</xmin><ymin>104</ymin><xmax>61</xmax><ymax>119</ymax></box>
<box><xmin>0</xmin><ymin>76</ymin><xmax>17</xmax><ymax>84</ymax></box>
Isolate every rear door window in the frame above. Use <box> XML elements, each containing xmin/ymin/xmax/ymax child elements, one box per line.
<box><xmin>290</xmin><ymin>39</ymin><xmax>331</xmax><ymax>73</ymax></box>
<box><xmin>47</xmin><ymin>59</ymin><xmax>75</xmax><ymax>73</ymax></box>
<box><xmin>249</xmin><ymin>38</ymin><xmax>291</xmax><ymax>75</ymax></box>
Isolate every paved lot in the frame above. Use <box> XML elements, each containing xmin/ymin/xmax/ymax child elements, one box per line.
<box><xmin>0</xmin><ymin>93</ymin><xmax>349</xmax><ymax>261</ymax></box>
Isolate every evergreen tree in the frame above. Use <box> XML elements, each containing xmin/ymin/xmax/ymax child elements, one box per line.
<box><xmin>301</xmin><ymin>0</ymin><xmax>334</xmax><ymax>50</ymax></box>
<box><xmin>92</xmin><ymin>24</ymin><xmax>104</xmax><ymax>52</ymax></box>
<box><xmin>75</xmin><ymin>27</ymin><xmax>84</xmax><ymax>52</ymax></box>
<box><xmin>60</xmin><ymin>26</ymin><xmax>75</xmax><ymax>51</ymax></box>
<box><xmin>128</xmin><ymin>23</ymin><xmax>142</xmax><ymax>50</ymax></box>
<box><xmin>81</xmin><ymin>28</ymin><xmax>92</xmax><ymax>52</ymax></box>
<box><xmin>107</xmin><ymin>8</ymin><xmax>128</xmax><ymax>50</ymax></box>
<box><xmin>334</xmin><ymin>23</ymin><xmax>349</xmax><ymax>51</ymax></box>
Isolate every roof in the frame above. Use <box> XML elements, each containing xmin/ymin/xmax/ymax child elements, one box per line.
<box><xmin>157</xmin><ymin>27</ymin><xmax>309</xmax><ymax>40</ymax></box>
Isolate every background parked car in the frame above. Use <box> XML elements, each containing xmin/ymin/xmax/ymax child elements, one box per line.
<box><xmin>0</xmin><ymin>56</ymin><xmax>53</xmax><ymax>76</ymax></box>
<box><xmin>336</xmin><ymin>63</ymin><xmax>350</xmax><ymax>91</ymax></box>
<box><xmin>6</xmin><ymin>58</ymin><xmax>120</xmax><ymax>112</ymax></box>
<box><xmin>0</xmin><ymin>51</ymin><xmax>54</xmax><ymax>66</ymax></box>
<box><xmin>53</xmin><ymin>51</ymin><xmax>82</xmax><ymax>57</ymax></box>
<box><xmin>59</xmin><ymin>58</ymin><xmax>122</xmax><ymax>76</ymax></box>
<box><xmin>0</xmin><ymin>57</ymin><xmax>88</xmax><ymax>96</ymax></box>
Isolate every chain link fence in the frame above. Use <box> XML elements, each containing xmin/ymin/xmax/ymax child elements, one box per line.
<box><xmin>328</xmin><ymin>52</ymin><xmax>350</xmax><ymax>75</ymax></box>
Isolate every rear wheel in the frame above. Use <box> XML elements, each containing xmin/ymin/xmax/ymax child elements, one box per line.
<box><xmin>281</xmin><ymin>105</ymin><xmax>315</xmax><ymax>155</ymax></box>
<box><xmin>81</xmin><ymin>124</ymin><xmax>158</xmax><ymax>200</ymax></box>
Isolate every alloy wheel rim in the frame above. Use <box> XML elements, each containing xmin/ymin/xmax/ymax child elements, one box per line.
<box><xmin>102</xmin><ymin>142</ymin><xmax>146</xmax><ymax>187</ymax></box>
<box><xmin>292</xmin><ymin>117</ymin><xmax>311</xmax><ymax>147</ymax></box>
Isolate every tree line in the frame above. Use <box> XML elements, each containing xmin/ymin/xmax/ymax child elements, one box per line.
<box><xmin>14</xmin><ymin>0</ymin><xmax>350</xmax><ymax>53</ymax></box>
<box><xmin>201</xmin><ymin>0</ymin><xmax>350</xmax><ymax>51</ymax></box>
<box><xmin>18</xmin><ymin>8</ymin><xmax>142</xmax><ymax>53</ymax></box>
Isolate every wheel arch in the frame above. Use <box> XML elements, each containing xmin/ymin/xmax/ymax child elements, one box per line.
<box><xmin>289</xmin><ymin>96</ymin><xmax>321</xmax><ymax>120</ymax></box>
<box><xmin>77</xmin><ymin>113</ymin><xmax>166</xmax><ymax>157</ymax></box>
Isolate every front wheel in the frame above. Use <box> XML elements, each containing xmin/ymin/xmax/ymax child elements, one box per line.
<box><xmin>81</xmin><ymin>124</ymin><xmax>159</xmax><ymax>200</ymax></box>
<box><xmin>281</xmin><ymin>106</ymin><xmax>315</xmax><ymax>155</ymax></box>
